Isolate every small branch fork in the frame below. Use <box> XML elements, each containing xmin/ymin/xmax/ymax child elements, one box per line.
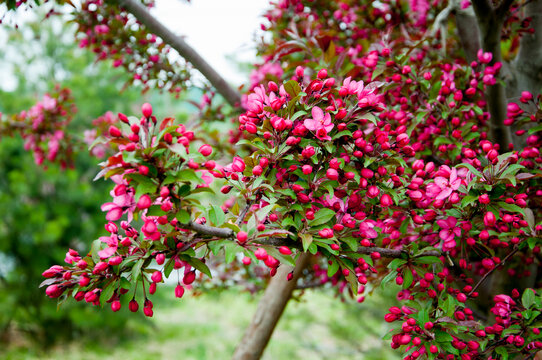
<box><xmin>117</xmin><ymin>0</ymin><xmax>241</xmax><ymax>107</ymax></box>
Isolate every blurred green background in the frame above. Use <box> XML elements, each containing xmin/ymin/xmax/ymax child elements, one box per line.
<box><xmin>0</xmin><ymin>17</ymin><xmax>399</xmax><ymax>360</ymax></box>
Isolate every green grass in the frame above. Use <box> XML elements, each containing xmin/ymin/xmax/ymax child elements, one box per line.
<box><xmin>4</xmin><ymin>287</ymin><xmax>400</xmax><ymax>360</ymax></box>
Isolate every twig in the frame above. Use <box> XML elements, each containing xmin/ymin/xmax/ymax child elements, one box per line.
<box><xmin>356</xmin><ymin>246</ymin><xmax>441</xmax><ymax>259</ymax></box>
<box><xmin>496</xmin><ymin>0</ymin><xmax>516</xmax><ymax>16</ymax></box>
<box><xmin>118</xmin><ymin>0</ymin><xmax>241</xmax><ymax>107</ymax></box>
<box><xmin>235</xmin><ymin>167</ymin><xmax>273</xmax><ymax>226</ymax></box>
<box><xmin>184</xmin><ymin>221</ymin><xmax>234</xmax><ymax>238</ymax></box>
<box><xmin>296</xmin><ymin>280</ymin><xmax>325</xmax><ymax>290</ymax></box>
<box><xmin>236</xmin><ymin>203</ymin><xmax>252</xmax><ymax>226</ymax></box>
<box><xmin>468</xmin><ymin>246</ymin><xmax>519</xmax><ymax>296</ymax></box>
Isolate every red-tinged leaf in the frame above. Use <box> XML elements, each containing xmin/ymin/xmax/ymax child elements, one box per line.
<box><xmin>159</xmin><ymin>117</ymin><xmax>175</xmax><ymax>131</ymax></box>
<box><xmin>39</xmin><ymin>278</ymin><xmax>58</xmax><ymax>288</ymax></box>
<box><xmin>516</xmin><ymin>173</ymin><xmax>537</xmax><ymax>180</ymax></box>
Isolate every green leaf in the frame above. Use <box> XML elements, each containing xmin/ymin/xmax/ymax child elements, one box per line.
<box><xmin>528</xmin><ymin>124</ymin><xmax>542</xmax><ymax>135</ymax></box>
<box><xmin>175</xmin><ymin>209</ymin><xmax>191</xmax><ymax>224</ymax></box>
<box><xmin>208</xmin><ymin>205</ymin><xmax>225</xmax><ymax>226</ymax></box>
<box><xmin>131</xmin><ymin>259</ymin><xmax>144</xmax><ymax>282</ymax></box>
<box><xmin>164</xmin><ymin>257</ymin><xmax>175</xmax><ymax>278</ymax></box>
<box><xmin>176</xmin><ymin>169</ymin><xmax>204</xmax><ymax>185</ymax></box>
<box><xmin>168</xmin><ymin>143</ymin><xmax>188</xmax><ymax>157</ymax></box>
<box><xmin>497</xmin><ymin>202</ymin><xmax>525</xmax><ymax>215</ymax></box>
<box><xmin>327</xmin><ymin>259</ymin><xmax>340</xmax><ymax>277</ymax></box>
<box><xmin>457</xmin><ymin>162</ymin><xmax>482</xmax><ymax>178</ymax></box>
<box><xmin>345</xmin><ymin>270</ymin><xmax>358</xmax><ymax>295</ymax></box>
<box><xmin>283</xmin><ymin>80</ymin><xmax>302</xmax><ymax>98</ymax></box>
<box><xmin>290</xmin><ymin>110</ymin><xmax>307</xmax><ymax>122</ymax></box>
<box><xmin>524</xmin><ymin>208</ymin><xmax>535</xmax><ymax>232</ymax></box>
<box><xmin>186</xmin><ymin>257</ymin><xmax>212</xmax><ymax>278</ymax></box>
<box><xmin>495</xmin><ymin>345</ymin><xmax>509</xmax><ymax>360</ymax></box>
<box><xmin>403</xmin><ymin>267</ymin><xmax>413</xmax><ymax>288</ymax></box>
<box><xmin>441</xmin><ymin>295</ymin><xmax>457</xmax><ymax>317</ymax></box>
<box><xmin>414</xmin><ymin>256</ymin><xmax>441</xmax><ymax>265</ymax></box>
<box><xmin>224</xmin><ymin>241</ymin><xmax>239</xmax><ymax>264</ymax></box>
<box><xmin>434</xmin><ymin>329</ymin><xmax>453</xmax><ymax>342</ymax></box>
<box><xmin>90</xmin><ymin>239</ymin><xmax>101</xmax><ymax>263</ymax></box>
<box><xmin>332</xmin><ymin>130</ymin><xmax>352</xmax><ymax>140</ymax></box>
<box><xmin>461</xmin><ymin>194</ymin><xmax>478</xmax><ymax>207</ymax></box>
<box><xmin>308</xmin><ymin>242</ymin><xmax>318</xmax><ymax>254</ymax></box>
<box><xmin>100</xmin><ymin>281</ymin><xmax>116</xmax><ymax>305</ymax></box>
<box><xmin>127</xmin><ymin>173</ymin><xmax>158</xmax><ymax>199</ymax></box>
<box><xmin>522</xmin><ymin>288</ymin><xmax>535</xmax><ymax>309</ymax></box>
<box><xmin>309</xmin><ymin>208</ymin><xmax>336</xmax><ymax>227</ymax></box>
<box><xmin>146</xmin><ymin>205</ymin><xmax>164</xmax><ymax>217</ymax></box>
<box><xmin>341</xmin><ymin>236</ymin><xmax>358</xmax><ymax>251</ymax></box>
<box><xmin>380</xmin><ymin>270</ymin><xmax>397</xmax><ymax>289</ymax></box>
<box><xmin>499</xmin><ymin>164</ymin><xmax>524</xmax><ymax>179</ymax></box>
<box><xmin>387</xmin><ymin>258</ymin><xmax>407</xmax><ymax>270</ymax></box>
<box><xmin>300</xmin><ymin>233</ymin><xmax>313</xmax><ymax>252</ymax></box>
<box><xmin>282</xmin><ymin>216</ymin><xmax>296</xmax><ymax>229</ymax></box>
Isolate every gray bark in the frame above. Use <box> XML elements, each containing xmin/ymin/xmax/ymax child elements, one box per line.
<box><xmin>232</xmin><ymin>253</ymin><xmax>311</xmax><ymax>360</ymax></box>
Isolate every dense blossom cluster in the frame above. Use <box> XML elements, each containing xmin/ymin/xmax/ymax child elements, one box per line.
<box><xmin>74</xmin><ymin>0</ymin><xmax>190</xmax><ymax>96</ymax></box>
<box><xmin>0</xmin><ymin>87</ymin><xmax>76</xmax><ymax>168</ymax></box>
<box><xmin>1</xmin><ymin>0</ymin><xmax>541</xmax><ymax>358</ymax></box>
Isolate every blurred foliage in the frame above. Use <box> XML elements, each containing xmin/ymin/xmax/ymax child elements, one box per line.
<box><xmin>0</xmin><ymin>17</ymin><xmax>153</xmax><ymax>350</ymax></box>
<box><xmin>2</xmin><ymin>286</ymin><xmax>400</xmax><ymax>359</ymax></box>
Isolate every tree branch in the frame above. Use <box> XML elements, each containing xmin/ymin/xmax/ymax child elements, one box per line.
<box><xmin>185</xmin><ymin>221</ymin><xmax>234</xmax><ymax>238</ymax></box>
<box><xmin>181</xmin><ymin>221</ymin><xmax>442</xmax><ymax>259</ymax></box>
<box><xmin>467</xmin><ymin>246</ymin><xmax>519</xmax><ymax>296</ymax></box>
<box><xmin>117</xmin><ymin>0</ymin><xmax>241</xmax><ymax>107</ymax></box>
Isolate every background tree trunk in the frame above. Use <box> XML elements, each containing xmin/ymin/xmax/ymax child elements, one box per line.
<box><xmin>232</xmin><ymin>253</ymin><xmax>311</xmax><ymax>360</ymax></box>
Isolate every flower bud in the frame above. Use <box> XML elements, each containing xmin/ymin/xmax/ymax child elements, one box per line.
<box><xmin>151</xmin><ymin>270</ymin><xmax>163</xmax><ymax>283</ymax></box>
<box><xmin>142</xmin><ymin>103</ymin><xmax>153</xmax><ymax>118</ymax></box>
<box><xmin>198</xmin><ymin>144</ymin><xmax>213</xmax><ymax>157</ymax></box>
<box><xmin>175</xmin><ymin>284</ymin><xmax>185</xmax><ymax>298</ymax></box>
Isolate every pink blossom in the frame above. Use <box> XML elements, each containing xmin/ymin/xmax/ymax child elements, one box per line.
<box><xmin>101</xmin><ymin>175</ymin><xmax>135</xmax><ymax>221</ymax></box>
<box><xmin>437</xmin><ymin>216</ymin><xmax>461</xmax><ymax>251</ymax></box>
<box><xmin>64</xmin><ymin>249</ymin><xmax>81</xmax><ymax>264</ymax></box>
<box><xmin>409</xmin><ymin>0</ymin><xmax>430</xmax><ymax>26</ymax></box>
<box><xmin>340</xmin><ymin>76</ymin><xmax>365</xmax><ymax>96</ymax></box>
<box><xmin>98</xmin><ymin>235</ymin><xmax>119</xmax><ymax>259</ymax></box>
<box><xmin>249</xmin><ymin>63</ymin><xmax>283</xmax><ymax>89</ymax></box>
<box><xmin>477</xmin><ymin>49</ymin><xmax>493</xmax><ymax>64</ymax></box>
<box><xmin>491</xmin><ymin>295</ymin><xmax>516</xmax><ymax>325</ymax></box>
<box><xmin>304</xmin><ymin>106</ymin><xmax>333</xmax><ymax>140</ymax></box>
<box><xmin>359</xmin><ymin>220</ymin><xmax>378</xmax><ymax>239</ymax></box>
<box><xmin>426</xmin><ymin>166</ymin><xmax>462</xmax><ymax>200</ymax></box>
<box><xmin>246</xmin><ymin>85</ymin><xmax>269</xmax><ymax>113</ymax></box>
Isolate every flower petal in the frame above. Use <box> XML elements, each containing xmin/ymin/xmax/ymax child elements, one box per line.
<box><xmin>311</xmin><ymin>106</ymin><xmax>324</xmax><ymax>121</ymax></box>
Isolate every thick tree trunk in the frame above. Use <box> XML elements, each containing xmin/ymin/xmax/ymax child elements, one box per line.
<box><xmin>471</xmin><ymin>0</ymin><xmax>514</xmax><ymax>151</ymax></box>
<box><xmin>232</xmin><ymin>252</ymin><xmax>311</xmax><ymax>360</ymax></box>
<box><xmin>454</xmin><ymin>10</ymin><xmax>481</xmax><ymax>63</ymax></box>
<box><xmin>514</xmin><ymin>0</ymin><xmax>542</xmax><ymax>96</ymax></box>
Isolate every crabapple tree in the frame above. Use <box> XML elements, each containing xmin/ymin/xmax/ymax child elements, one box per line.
<box><xmin>2</xmin><ymin>0</ymin><xmax>542</xmax><ymax>359</ymax></box>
